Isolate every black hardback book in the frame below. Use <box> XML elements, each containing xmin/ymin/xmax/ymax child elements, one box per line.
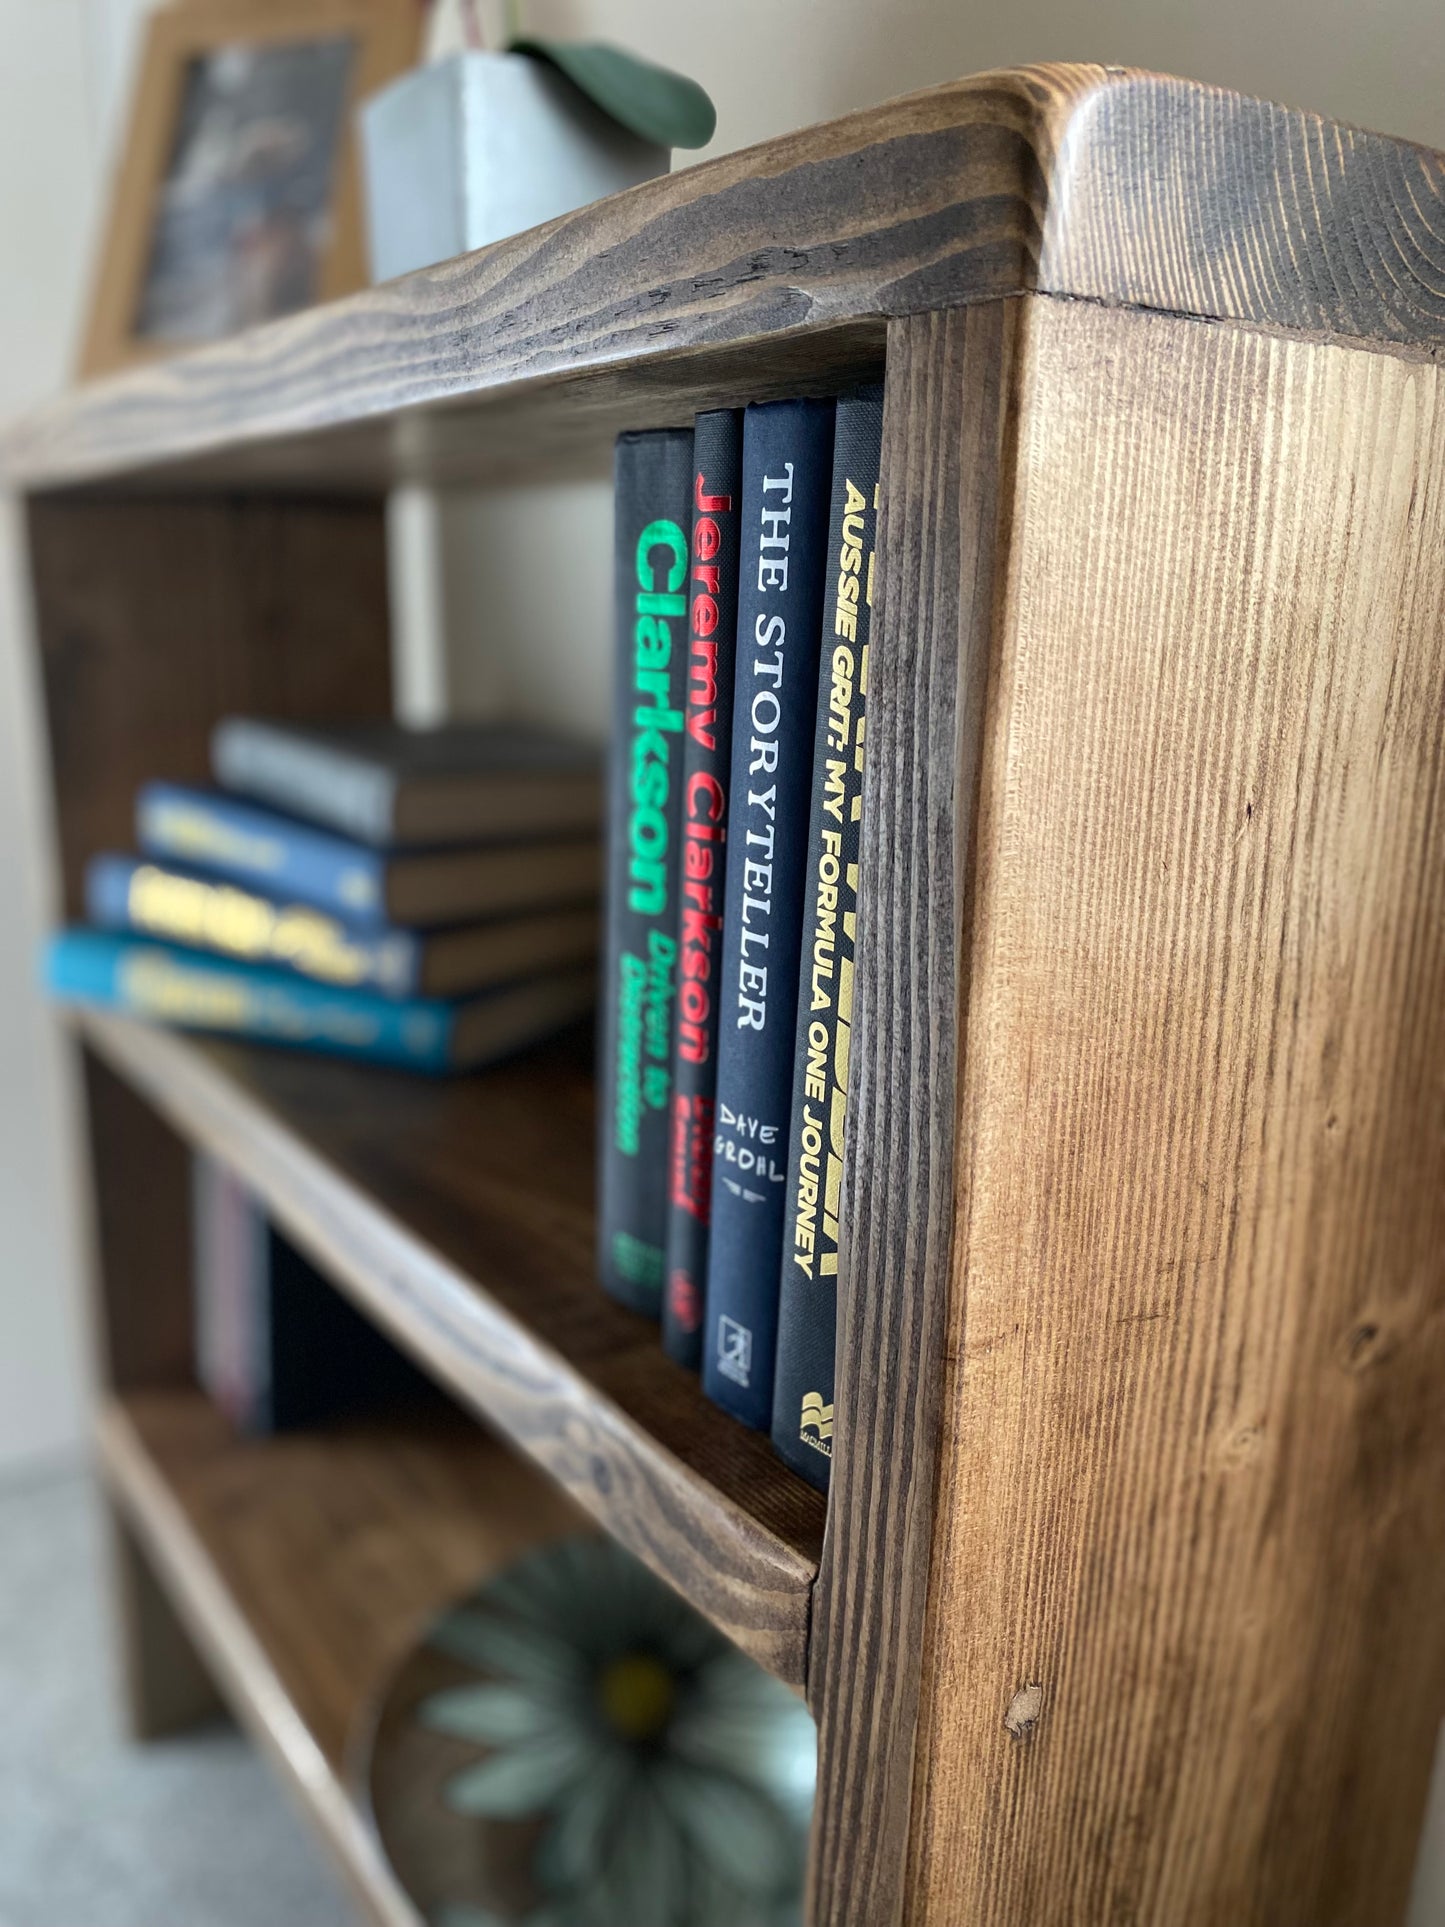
<box><xmin>662</xmin><ymin>411</ymin><xmax>744</xmax><ymax>1367</ymax></box>
<box><xmin>193</xmin><ymin>1156</ymin><xmax>443</xmax><ymax>1433</ymax></box>
<box><xmin>771</xmin><ymin>385</ymin><xmax>884</xmax><ymax>1487</ymax></box>
<box><xmin>597</xmin><ymin>428</ymin><xmax>695</xmax><ymax>1313</ymax></box>
<box><xmin>702</xmin><ymin>398</ymin><xmax>836</xmax><ymax>1429</ymax></box>
<box><xmin>212</xmin><ymin>717</ymin><xmax>602</xmax><ymax>848</ymax></box>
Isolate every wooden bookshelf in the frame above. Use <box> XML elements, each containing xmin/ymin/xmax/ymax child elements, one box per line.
<box><xmin>7</xmin><ymin>60</ymin><xmax>1445</xmax><ymax>1927</ymax></box>
<box><xmin>97</xmin><ymin>1390</ymin><xmax>580</xmax><ymax>1926</ymax></box>
<box><xmin>77</xmin><ymin>1007</ymin><xmax>825</xmax><ymax>1684</ymax></box>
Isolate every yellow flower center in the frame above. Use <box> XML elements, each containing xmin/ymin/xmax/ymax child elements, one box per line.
<box><xmin>597</xmin><ymin>1654</ymin><xmax>676</xmax><ymax>1742</ymax></box>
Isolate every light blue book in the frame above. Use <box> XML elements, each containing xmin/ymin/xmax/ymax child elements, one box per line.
<box><xmin>45</xmin><ymin>931</ymin><xmax>594</xmax><ymax>1074</ymax></box>
<box><xmin>135</xmin><ymin>783</ymin><xmax>601</xmax><ymax>931</ymax></box>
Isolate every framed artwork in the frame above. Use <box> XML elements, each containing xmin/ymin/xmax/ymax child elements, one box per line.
<box><xmin>79</xmin><ymin>0</ymin><xmax>421</xmax><ymax>376</ymax></box>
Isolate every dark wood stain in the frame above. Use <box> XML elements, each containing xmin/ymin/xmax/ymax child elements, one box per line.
<box><xmin>10</xmin><ymin>67</ymin><xmax>1445</xmax><ymax>494</ymax></box>
<box><xmin>807</xmin><ymin>300</ymin><xmax>1018</xmax><ymax>1925</ymax></box>
<box><xmin>79</xmin><ymin>1011</ymin><xmax>825</xmax><ymax>1687</ymax></box>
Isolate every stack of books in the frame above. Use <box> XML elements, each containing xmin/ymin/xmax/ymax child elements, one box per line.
<box><xmin>598</xmin><ymin>389</ymin><xmax>884</xmax><ymax>1492</ymax></box>
<box><xmin>46</xmin><ymin>719</ymin><xmax>603</xmax><ymax>1071</ymax></box>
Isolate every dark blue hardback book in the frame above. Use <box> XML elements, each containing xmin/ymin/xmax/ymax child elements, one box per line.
<box><xmin>702</xmin><ymin>397</ymin><xmax>836</xmax><ymax>1429</ymax></box>
<box><xmin>136</xmin><ymin>782</ymin><xmax>600</xmax><ymax>931</ymax></box>
<box><xmin>44</xmin><ymin>930</ymin><xmax>593</xmax><ymax>1072</ymax></box>
<box><xmin>85</xmin><ymin>852</ymin><xmax>598</xmax><ymax>1001</ymax></box>
<box><xmin>597</xmin><ymin>428</ymin><xmax>696</xmax><ymax>1313</ymax></box>
<box><xmin>661</xmin><ymin>410</ymin><xmax>744</xmax><ymax>1368</ymax></box>
<box><xmin>87</xmin><ymin>852</ymin><xmax>422</xmax><ymax>994</ymax></box>
<box><xmin>771</xmin><ymin>384</ymin><xmax>885</xmax><ymax>1488</ymax></box>
<box><xmin>137</xmin><ymin>781</ymin><xmax>390</xmax><ymax>922</ymax></box>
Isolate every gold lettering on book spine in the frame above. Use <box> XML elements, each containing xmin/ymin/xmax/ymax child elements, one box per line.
<box><xmin>127</xmin><ymin>866</ymin><xmax>369</xmax><ymax>984</ymax></box>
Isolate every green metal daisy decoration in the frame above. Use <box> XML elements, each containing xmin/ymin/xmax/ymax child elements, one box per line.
<box><xmin>417</xmin><ymin>1534</ymin><xmax>816</xmax><ymax>1927</ymax></box>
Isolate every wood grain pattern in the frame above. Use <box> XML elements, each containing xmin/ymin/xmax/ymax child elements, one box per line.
<box><xmin>98</xmin><ymin>1390</ymin><xmax>579</xmax><ymax>1925</ymax></box>
<box><xmin>28</xmin><ymin>494</ymin><xmax>391</xmax><ymax>917</ymax></box>
<box><xmin>15</xmin><ymin>64</ymin><xmax>1445</xmax><ymax>493</ymax></box>
<box><xmin>77</xmin><ymin>1016</ymin><xmax>826</xmax><ymax>1687</ymax></box>
<box><xmin>908</xmin><ymin>297</ymin><xmax>1445</xmax><ymax>1925</ymax></box>
<box><xmin>806</xmin><ymin>302</ymin><xmax>1016</xmax><ymax>1927</ymax></box>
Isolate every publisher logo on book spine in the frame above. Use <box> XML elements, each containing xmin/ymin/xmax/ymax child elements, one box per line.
<box><xmin>800</xmin><ymin>1391</ymin><xmax>833</xmax><ymax>1455</ymax></box>
<box><xmin>716</xmin><ymin>1316</ymin><xmax>752</xmax><ymax>1387</ymax></box>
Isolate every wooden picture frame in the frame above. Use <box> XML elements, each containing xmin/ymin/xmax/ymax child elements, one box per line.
<box><xmin>78</xmin><ymin>0</ymin><xmax>420</xmax><ymax>378</ymax></box>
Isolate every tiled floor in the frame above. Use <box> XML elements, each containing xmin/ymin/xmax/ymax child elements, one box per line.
<box><xmin>0</xmin><ymin>1460</ymin><xmax>356</xmax><ymax>1927</ymax></box>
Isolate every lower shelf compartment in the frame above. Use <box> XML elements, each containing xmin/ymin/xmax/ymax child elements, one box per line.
<box><xmin>96</xmin><ymin>1389</ymin><xmax>582</xmax><ymax>1926</ymax></box>
<box><xmin>78</xmin><ymin>1010</ymin><xmax>825</xmax><ymax>1687</ymax></box>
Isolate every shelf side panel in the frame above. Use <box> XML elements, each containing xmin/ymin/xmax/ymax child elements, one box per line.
<box><xmin>910</xmin><ymin>299</ymin><xmax>1445</xmax><ymax>1924</ymax></box>
<box><xmin>27</xmin><ymin>493</ymin><xmax>392</xmax><ymax>918</ymax></box>
<box><xmin>806</xmin><ymin>301</ymin><xmax>1019</xmax><ymax>1927</ymax></box>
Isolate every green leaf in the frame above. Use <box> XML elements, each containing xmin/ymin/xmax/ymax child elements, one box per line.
<box><xmin>510</xmin><ymin>38</ymin><xmax>716</xmax><ymax>149</ymax></box>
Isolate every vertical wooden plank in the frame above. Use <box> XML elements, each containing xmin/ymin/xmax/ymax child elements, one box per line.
<box><xmin>807</xmin><ymin>301</ymin><xmax>1018</xmax><ymax>1927</ymax></box>
<box><xmin>107</xmin><ymin>1501</ymin><xmax>225</xmax><ymax>1739</ymax></box>
<box><xmin>83</xmin><ymin>1050</ymin><xmax>194</xmax><ymax>1390</ymax></box>
<box><xmin>26</xmin><ymin>493</ymin><xmax>392</xmax><ymax>1734</ymax></box>
<box><xmin>27</xmin><ymin>494</ymin><xmax>392</xmax><ymax>916</ymax></box>
<box><xmin>909</xmin><ymin>298</ymin><xmax>1445</xmax><ymax>1925</ymax></box>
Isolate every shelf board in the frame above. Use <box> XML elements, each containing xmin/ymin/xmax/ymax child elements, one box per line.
<box><xmin>76</xmin><ymin>1009</ymin><xmax>826</xmax><ymax>1687</ymax></box>
<box><xmin>97</xmin><ymin>1388</ymin><xmax>582</xmax><ymax>1927</ymax></box>
<box><xmin>10</xmin><ymin>64</ymin><xmax>1445</xmax><ymax>496</ymax></box>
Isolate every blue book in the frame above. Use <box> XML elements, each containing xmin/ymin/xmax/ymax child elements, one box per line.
<box><xmin>136</xmin><ymin>783</ymin><xmax>600</xmax><ymax>931</ymax></box>
<box><xmin>85</xmin><ymin>853</ymin><xmax>597</xmax><ymax>1001</ymax></box>
<box><xmin>702</xmin><ymin>397</ymin><xmax>836</xmax><ymax>1429</ymax></box>
<box><xmin>44</xmin><ymin>931</ymin><xmax>594</xmax><ymax>1073</ymax></box>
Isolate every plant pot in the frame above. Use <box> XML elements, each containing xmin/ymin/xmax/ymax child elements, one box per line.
<box><xmin>359</xmin><ymin>50</ymin><xmax>671</xmax><ymax>282</ymax></box>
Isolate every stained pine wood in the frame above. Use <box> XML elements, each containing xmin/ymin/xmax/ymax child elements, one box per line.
<box><xmin>99</xmin><ymin>1390</ymin><xmax>580</xmax><ymax>1925</ymax></box>
<box><xmin>805</xmin><ymin>300</ymin><xmax>1017</xmax><ymax>1927</ymax></box>
<box><xmin>907</xmin><ymin>297</ymin><xmax>1445</xmax><ymax>1925</ymax></box>
<box><xmin>28</xmin><ymin>494</ymin><xmax>391</xmax><ymax>916</ymax></box>
<box><xmin>108</xmin><ymin>1505</ymin><xmax>226</xmax><ymax>1739</ymax></box>
<box><xmin>12</xmin><ymin>66</ymin><xmax>1445</xmax><ymax>493</ymax></box>
<box><xmin>76</xmin><ymin>1015</ymin><xmax>826</xmax><ymax>1687</ymax></box>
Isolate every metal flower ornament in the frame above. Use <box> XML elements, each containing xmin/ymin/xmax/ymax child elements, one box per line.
<box><xmin>419</xmin><ymin>1535</ymin><xmax>815</xmax><ymax>1927</ymax></box>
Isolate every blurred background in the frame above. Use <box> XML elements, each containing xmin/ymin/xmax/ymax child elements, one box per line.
<box><xmin>3</xmin><ymin>1</ymin><xmax>1445</xmax><ymax>1921</ymax></box>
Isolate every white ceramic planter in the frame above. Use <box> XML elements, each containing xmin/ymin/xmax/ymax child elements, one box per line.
<box><xmin>360</xmin><ymin>51</ymin><xmax>671</xmax><ymax>281</ymax></box>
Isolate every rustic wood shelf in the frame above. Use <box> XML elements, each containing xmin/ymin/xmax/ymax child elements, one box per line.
<box><xmin>97</xmin><ymin>1389</ymin><xmax>581</xmax><ymax>1926</ymax></box>
<box><xmin>11</xmin><ymin>59</ymin><xmax>1445</xmax><ymax>1927</ymax></box>
<box><xmin>76</xmin><ymin>1007</ymin><xmax>825</xmax><ymax>1687</ymax></box>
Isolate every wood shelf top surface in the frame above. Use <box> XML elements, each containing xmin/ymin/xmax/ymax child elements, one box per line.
<box><xmin>8</xmin><ymin>64</ymin><xmax>1445</xmax><ymax>494</ymax></box>
<box><xmin>77</xmin><ymin>1009</ymin><xmax>825</xmax><ymax>1687</ymax></box>
<box><xmin>98</xmin><ymin>1389</ymin><xmax>581</xmax><ymax>1926</ymax></box>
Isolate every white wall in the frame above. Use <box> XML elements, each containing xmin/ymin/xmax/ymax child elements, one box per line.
<box><xmin>0</xmin><ymin>0</ymin><xmax>107</xmax><ymax>1474</ymax></box>
<box><xmin>440</xmin><ymin>0</ymin><xmax>1445</xmax><ymax>718</ymax></box>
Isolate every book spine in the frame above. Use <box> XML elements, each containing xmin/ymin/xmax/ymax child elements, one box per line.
<box><xmin>661</xmin><ymin>411</ymin><xmax>744</xmax><ymax>1367</ymax></box>
<box><xmin>212</xmin><ymin>719</ymin><xmax>398</xmax><ymax>846</ymax></box>
<box><xmin>597</xmin><ymin>429</ymin><xmax>696</xmax><ymax>1313</ymax></box>
<box><xmin>136</xmin><ymin>782</ymin><xmax>389</xmax><ymax>926</ymax></box>
<box><xmin>702</xmin><ymin>397</ymin><xmax>836</xmax><ymax>1429</ymax></box>
<box><xmin>44</xmin><ymin>931</ymin><xmax>458</xmax><ymax>1071</ymax></box>
<box><xmin>85</xmin><ymin>853</ymin><xmax>421</xmax><ymax>996</ymax></box>
<box><xmin>771</xmin><ymin>385</ymin><xmax>885</xmax><ymax>1488</ymax></box>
